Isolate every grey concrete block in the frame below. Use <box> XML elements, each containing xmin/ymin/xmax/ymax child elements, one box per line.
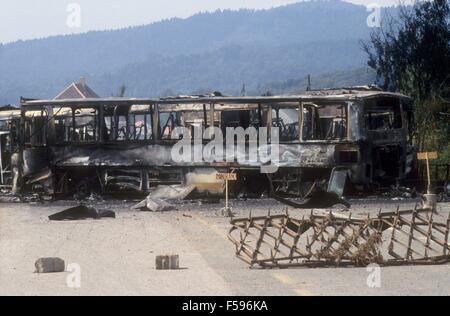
<box><xmin>35</xmin><ymin>257</ymin><xmax>65</xmax><ymax>273</ymax></box>
<box><xmin>156</xmin><ymin>255</ymin><xmax>179</xmax><ymax>270</ymax></box>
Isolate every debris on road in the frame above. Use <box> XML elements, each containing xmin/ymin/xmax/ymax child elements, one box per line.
<box><xmin>48</xmin><ymin>205</ymin><xmax>116</xmax><ymax>221</ymax></box>
<box><xmin>273</xmin><ymin>189</ymin><xmax>351</xmax><ymax>209</ymax></box>
<box><xmin>271</xmin><ymin>179</ymin><xmax>351</xmax><ymax>209</ymax></box>
<box><xmin>35</xmin><ymin>258</ymin><xmax>65</xmax><ymax>273</ymax></box>
<box><xmin>132</xmin><ymin>197</ymin><xmax>176</xmax><ymax>212</ymax></box>
<box><xmin>149</xmin><ymin>185</ymin><xmax>197</xmax><ymax>200</ymax></box>
<box><xmin>132</xmin><ymin>184</ymin><xmax>198</xmax><ymax>212</ymax></box>
<box><xmin>156</xmin><ymin>255</ymin><xmax>180</xmax><ymax>270</ymax></box>
<box><xmin>389</xmin><ymin>185</ymin><xmax>417</xmax><ymax>199</ymax></box>
<box><xmin>228</xmin><ymin>207</ymin><xmax>450</xmax><ymax>268</ymax></box>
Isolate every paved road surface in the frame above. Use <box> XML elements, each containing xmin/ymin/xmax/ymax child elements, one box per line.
<box><xmin>0</xmin><ymin>198</ymin><xmax>449</xmax><ymax>296</ymax></box>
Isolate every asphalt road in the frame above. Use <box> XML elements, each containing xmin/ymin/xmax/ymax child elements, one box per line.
<box><xmin>0</xmin><ymin>198</ymin><xmax>449</xmax><ymax>296</ymax></box>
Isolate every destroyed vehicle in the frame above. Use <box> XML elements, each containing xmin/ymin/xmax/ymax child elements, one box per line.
<box><xmin>0</xmin><ymin>105</ymin><xmax>21</xmax><ymax>192</ymax></box>
<box><xmin>13</xmin><ymin>87</ymin><xmax>415</xmax><ymax>198</ymax></box>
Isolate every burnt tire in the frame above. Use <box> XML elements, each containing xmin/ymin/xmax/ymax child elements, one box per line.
<box><xmin>75</xmin><ymin>178</ymin><xmax>91</xmax><ymax>200</ymax></box>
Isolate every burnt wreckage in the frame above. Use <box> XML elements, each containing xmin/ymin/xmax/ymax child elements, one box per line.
<box><xmin>0</xmin><ymin>88</ymin><xmax>416</xmax><ymax>198</ymax></box>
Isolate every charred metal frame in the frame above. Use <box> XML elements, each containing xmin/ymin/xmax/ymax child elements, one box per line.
<box><xmin>11</xmin><ymin>90</ymin><xmax>414</xmax><ymax>196</ymax></box>
<box><xmin>228</xmin><ymin>207</ymin><xmax>450</xmax><ymax>268</ymax></box>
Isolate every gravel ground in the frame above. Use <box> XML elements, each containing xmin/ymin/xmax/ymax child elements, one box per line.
<box><xmin>0</xmin><ymin>197</ymin><xmax>449</xmax><ymax>296</ymax></box>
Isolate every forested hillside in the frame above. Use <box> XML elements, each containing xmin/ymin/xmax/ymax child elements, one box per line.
<box><xmin>0</xmin><ymin>1</ymin><xmax>388</xmax><ymax>104</ymax></box>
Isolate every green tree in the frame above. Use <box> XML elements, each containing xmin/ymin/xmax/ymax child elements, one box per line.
<box><xmin>364</xmin><ymin>0</ymin><xmax>450</xmax><ymax>99</ymax></box>
<box><xmin>363</xmin><ymin>0</ymin><xmax>450</xmax><ymax>162</ymax></box>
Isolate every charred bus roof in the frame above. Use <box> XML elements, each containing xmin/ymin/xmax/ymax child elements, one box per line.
<box><xmin>20</xmin><ymin>89</ymin><xmax>411</xmax><ymax>110</ymax></box>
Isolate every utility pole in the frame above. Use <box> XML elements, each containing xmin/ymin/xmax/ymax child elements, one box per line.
<box><xmin>241</xmin><ymin>83</ymin><xmax>246</xmax><ymax>97</ymax></box>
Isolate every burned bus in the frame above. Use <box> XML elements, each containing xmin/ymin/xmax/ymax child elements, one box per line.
<box><xmin>15</xmin><ymin>88</ymin><xmax>415</xmax><ymax>198</ymax></box>
<box><xmin>0</xmin><ymin>105</ymin><xmax>20</xmax><ymax>191</ymax></box>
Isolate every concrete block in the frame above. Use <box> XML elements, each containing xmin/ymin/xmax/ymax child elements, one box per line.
<box><xmin>156</xmin><ymin>255</ymin><xmax>179</xmax><ymax>270</ymax></box>
<box><xmin>35</xmin><ymin>257</ymin><xmax>65</xmax><ymax>273</ymax></box>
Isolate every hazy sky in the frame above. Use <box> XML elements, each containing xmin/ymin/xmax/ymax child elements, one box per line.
<box><xmin>0</xmin><ymin>0</ymin><xmax>402</xmax><ymax>44</ymax></box>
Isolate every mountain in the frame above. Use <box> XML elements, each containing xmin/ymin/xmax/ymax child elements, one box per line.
<box><xmin>0</xmin><ymin>1</ymin><xmax>389</xmax><ymax>104</ymax></box>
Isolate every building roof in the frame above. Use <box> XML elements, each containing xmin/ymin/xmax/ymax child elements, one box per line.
<box><xmin>54</xmin><ymin>77</ymin><xmax>100</xmax><ymax>100</ymax></box>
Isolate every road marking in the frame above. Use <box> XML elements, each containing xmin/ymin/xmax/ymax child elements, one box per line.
<box><xmin>272</xmin><ymin>272</ymin><xmax>295</xmax><ymax>285</ymax></box>
<box><xmin>294</xmin><ymin>288</ymin><xmax>314</xmax><ymax>296</ymax></box>
<box><xmin>272</xmin><ymin>272</ymin><xmax>314</xmax><ymax>296</ymax></box>
<box><xmin>190</xmin><ymin>213</ymin><xmax>229</xmax><ymax>241</ymax></box>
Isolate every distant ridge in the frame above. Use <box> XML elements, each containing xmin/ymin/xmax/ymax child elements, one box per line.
<box><xmin>0</xmin><ymin>1</ymin><xmax>393</xmax><ymax>104</ymax></box>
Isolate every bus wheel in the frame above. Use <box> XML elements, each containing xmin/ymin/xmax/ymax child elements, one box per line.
<box><xmin>75</xmin><ymin>178</ymin><xmax>91</xmax><ymax>200</ymax></box>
